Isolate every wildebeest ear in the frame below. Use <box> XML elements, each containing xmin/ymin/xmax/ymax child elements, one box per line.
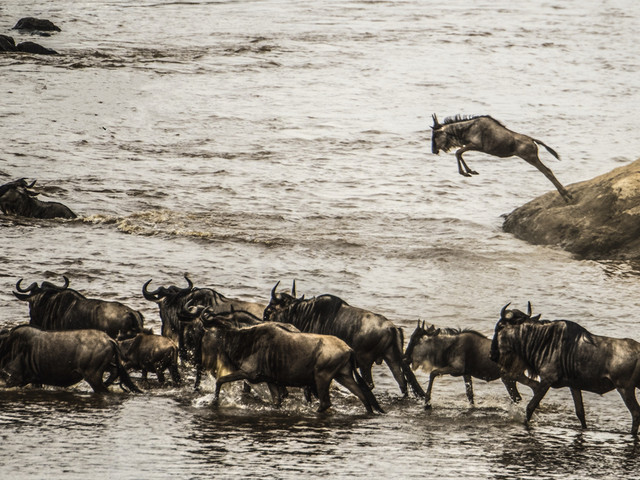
<box><xmin>434</xmin><ymin>328</ymin><xmax>442</xmax><ymax>336</ymax></box>
<box><xmin>531</xmin><ymin>314</ymin><xmax>541</xmax><ymax>322</ymax></box>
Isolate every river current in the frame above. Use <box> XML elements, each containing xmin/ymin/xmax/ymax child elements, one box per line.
<box><xmin>1</xmin><ymin>1</ymin><xmax>640</xmax><ymax>478</ymax></box>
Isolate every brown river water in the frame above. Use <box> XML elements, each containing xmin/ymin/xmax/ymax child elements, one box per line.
<box><xmin>1</xmin><ymin>0</ymin><xmax>640</xmax><ymax>478</ymax></box>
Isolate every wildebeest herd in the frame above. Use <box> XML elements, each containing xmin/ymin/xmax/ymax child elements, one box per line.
<box><xmin>2</xmin><ymin>272</ymin><xmax>640</xmax><ymax>435</ymax></box>
<box><xmin>0</xmin><ymin>119</ymin><xmax>632</xmax><ymax>435</ymax></box>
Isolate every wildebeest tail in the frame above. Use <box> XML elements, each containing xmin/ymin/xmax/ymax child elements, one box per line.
<box><xmin>393</xmin><ymin>327</ymin><xmax>425</xmax><ymax>397</ymax></box>
<box><xmin>111</xmin><ymin>341</ymin><xmax>142</xmax><ymax>393</ymax></box>
<box><xmin>350</xmin><ymin>353</ymin><xmax>384</xmax><ymax>413</ymax></box>
<box><xmin>534</xmin><ymin>139</ymin><xmax>560</xmax><ymax>160</ymax></box>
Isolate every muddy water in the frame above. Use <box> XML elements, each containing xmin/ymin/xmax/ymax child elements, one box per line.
<box><xmin>1</xmin><ymin>0</ymin><xmax>640</xmax><ymax>478</ymax></box>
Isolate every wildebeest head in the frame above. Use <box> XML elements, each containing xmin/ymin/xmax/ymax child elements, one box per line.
<box><xmin>490</xmin><ymin>302</ymin><xmax>541</xmax><ymax>362</ymax></box>
<box><xmin>0</xmin><ymin>179</ymin><xmax>37</xmax><ymax>214</ymax></box>
<box><xmin>263</xmin><ymin>280</ymin><xmax>301</xmax><ymax>322</ymax></box>
<box><xmin>13</xmin><ymin>275</ymin><xmax>70</xmax><ymax>301</ymax></box>
<box><xmin>430</xmin><ymin>113</ymin><xmax>454</xmax><ymax>155</ymax></box>
<box><xmin>403</xmin><ymin>320</ymin><xmax>438</xmax><ymax>366</ymax></box>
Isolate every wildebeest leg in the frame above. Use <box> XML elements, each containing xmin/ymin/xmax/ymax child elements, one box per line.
<box><xmin>455</xmin><ymin>146</ymin><xmax>479</xmax><ymax>176</ymax></box>
<box><xmin>383</xmin><ymin>356</ymin><xmax>408</xmax><ymax>397</ymax></box>
<box><xmin>315</xmin><ymin>373</ymin><xmax>333</xmax><ymax>412</ymax></box>
<box><xmin>334</xmin><ymin>373</ymin><xmax>373</xmax><ymax>414</ymax></box>
<box><xmin>617</xmin><ymin>387</ymin><xmax>640</xmax><ymax>436</ymax></box>
<box><xmin>86</xmin><ymin>374</ymin><xmax>110</xmax><ymax>394</ymax></box>
<box><xmin>358</xmin><ymin>360</ymin><xmax>375</xmax><ymax>390</ymax></box>
<box><xmin>463</xmin><ymin>375</ymin><xmax>474</xmax><ymax>405</ymax></box>
<box><xmin>267</xmin><ymin>383</ymin><xmax>283</xmax><ymax>407</ymax></box>
<box><xmin>525</xmin><ymin>382</ymin><xmax>551</xmax><ymax>425</ymax></box>
<box><xmin>570</xmin><ymin>388</ymin><xmax>587</xmax><ymax>429</ymax></box>
<box><xmin>520</xmin><ymin>152</ymin><xmax>573</xmax><ymax>202</ymax></box>
<box><xmin>194</xmin><ymin>365</ymin><xmax>203</xmax><ymax>391</ymax></box>
<box><xmin>501</xmin><ymin>378</ymin><xmax>522</xmax><ymax>403</ymax></box>
<box><xmin>213</xmin><ymin>371</ymin><xmax>248</xmax><ymax>406</ymax></box>
<box><xmin>155</xmin><ymin>368</ymin><xmax>166</xmax><ymax>385</ymax></box>
<box><xmin>169</xmin><ymin>364</ymin><xmax>181</xmax><ymax>386</ymax></box>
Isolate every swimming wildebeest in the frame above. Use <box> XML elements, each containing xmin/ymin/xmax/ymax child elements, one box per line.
<box><xmin>13</xmin><ymin>276</ymin><xmax>145</xmax><ymax>339</ymax></box>
<box><xmin>0</xmin><ymin>179</ymin><xmax>76</xmax><ymax>218</ymax></box>
<box><xmin>491</xmin><ymin>303</ymin><xmax>640</xmax><ymax>435</ymax></box>
<box><xmin>0</xmin><ymin>325</ymin><xmax>140</xmax><ymax>393</ymax></box>
<box><xmin>142</xmin><ymin>275</ymin><xmax>267</xmax><ymax>362</ymax></box>
<box><xmin>118</xmin><ymin>333</ymin><xmax>181</xmax><ymax>386</ymax></box>
<box><xmin>264</xmin><ymin>282</ymin><xmax>425</xmax><ymax>398</ymax></box>
<box><xmin>191</xmin><ymin>309</ymin><xmax>384</xmax><ymax>413</ymax></box>
<box><xmin>430</xmin><ymin>114</ymin><xmax>573</xmax><ymax>202</ymax></box>
<box><xmin>404</xmin><ymin>321</ymin><xmax>538</xmax><ymax>409</ymax></box>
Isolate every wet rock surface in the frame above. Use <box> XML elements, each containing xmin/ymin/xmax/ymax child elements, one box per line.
<box><xmin>503</xmin><ymin>158</ymin><xmax>640</xmax><ymax>260</ymax></box>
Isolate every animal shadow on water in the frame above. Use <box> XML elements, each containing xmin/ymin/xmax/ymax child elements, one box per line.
<box><xmin>430</xmin><ymin>114</ymin><xmax>574</xmax><ymax>202</ymax></box>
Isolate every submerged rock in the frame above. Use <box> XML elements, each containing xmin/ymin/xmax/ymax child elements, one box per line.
<box><xmin>12</xmin><ymin>17</ymin><xmax>61</xmax><ymax>32</ymax></box>
<box><xmin>502</xmin><ymin>158</ymin><xmax>640</xmax><ymax>260</ymax></box>
<box><xmin>0</xmin><ymin>34</ymin><xmax>17</xmax><ymax>51</ymax></box>
<box><xmin>16</xmin><ymin>41</ymin><xmax>58</xmax><ymax>55</ymax></box>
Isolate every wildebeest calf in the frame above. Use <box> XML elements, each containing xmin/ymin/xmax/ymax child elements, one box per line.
<box><xmin>404</xmin><ymin>321</ymin><xmax>538</xmax><ymax>408</ymax></box>
<box><xmin>119</xmin><ymin>333</ymin><xmax>181</xmax><ymax>386</ymax></box>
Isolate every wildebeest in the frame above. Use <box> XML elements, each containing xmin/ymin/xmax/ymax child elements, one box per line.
<box><xmin>13</xmin><ymin>276</ymin><xmax>145</xmax><ymax>339</ymax></box>
<box><xmin>404</xmin><ymin>321</ymin><xmax>538</xmax><ymax>409</ymax></box>
<box><xmin>142</xmin><ymin>275</ymin><xmax>266</xmax><ymax>361</ymax></box>
<box><xmin>430</xmin><ymin>114</ymin><xmax>573</xmax><ymax>202</ymax></box>
<box><xmin>191</xmin><ymin>310</ymin><xmax>384</xmax><ymax>413</ymax></box>
<box><xmin>181</xmin><ymin>306</ymin><xmax>302</xmax><ymax>402</ymax></box>
<box><xmin>12</xmin><ymin>17</ymin><xmax>61</xmax><ymax>32</ymax></box>
<box><xmin>118</xmin><ymin>333</ymin><xmax>181</xmax><ymax>386</ymax></box>
<box><xmin>491</xmin><ymin>303</ymin><xmax>640</xmax><ymax>435</ymax></box>
<box><xmin>0</xmin><ymin>325</ymin><xmax>139</xmax><ymax>393</ymax></box>
<box><xmin>0</xmin><ymin>179</ymin><xmax>76</xmax><ymax>219</ymax></box>
<box><xmin>264</xmin><ymin>283</ymin><xmax>425</xmax><ymax>397</ymax></box>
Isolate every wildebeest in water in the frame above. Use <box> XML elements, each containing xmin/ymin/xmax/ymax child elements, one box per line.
<box><xmin>0</xmin><ymin>325</ymin><xmax>140</xmax><ymax>393</ymax></box>
<box><xmin>264</xmin><ymin>282</ymin><xmax>425</xmax><ymax>398</ymax></box>
<box><xmin>404</xmin><ymin>321</ymin><xmax>538</xmax><ymax>408</ymax></box>
<box><xmin>491</xmin><ymin>303</ymin><xmax>640</xmax><ymax>435</ymax></box>
<box><xmin>190</xmin><ymin>308</ymin><xmax>384</xmax><ymax>413</ymax></box>
<box><xmin>118</xmin><ymin>332</ymin><xmax>181</xmax><ymax>386</ymax></box>
<box><xmin>142</xmin><ymin>275</ymin><xmax>267</xmax><ymax>362</ymax></box>
<box><xmin>0</xmin><ymin>178</ymin><xmax>76</xmax><ymax>219</ymax></box>
<box><xmin>13</xmin><ymin>276</ymin><xmax>145</xmax><ymax>339</ymax></box>
<box><xmin>430</xmin><ymin>114</ymin><xmax>573</xmax><ymax>202</ymax></box>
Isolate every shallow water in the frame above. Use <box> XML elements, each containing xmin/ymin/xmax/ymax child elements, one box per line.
<box><xmin>1</xmin><ymin>0</ymin><xmax>640</xmax><ymax>478</ymax></box>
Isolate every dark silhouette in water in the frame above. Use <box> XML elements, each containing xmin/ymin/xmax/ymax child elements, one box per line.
<box><xmin>431</xmin><ymin>114</ymin><xmax>573</xmax><ymax>202</ymax></box>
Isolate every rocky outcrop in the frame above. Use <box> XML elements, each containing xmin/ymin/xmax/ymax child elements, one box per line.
<box><xmin>0</xmin><ymin>35</ymin><xmax>57</xmax><ymax>54</ymax></box>
<box><xmin>502</xmin><ymin>158</ymin><xmax>640</xmax><ymax>260</ymax></box>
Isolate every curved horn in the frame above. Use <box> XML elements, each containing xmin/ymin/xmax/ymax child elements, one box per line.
<box><xmin>500</xmin><ymin>303</ymin><xmax>511</xmax><ymax>319</ymax></box>
<box><xmin>61</xmin><ymin>275</ymin><xmax>70</xmax><ymax>289</ymax></box>
<box><xmin>291</xmin><ymin>279</ymin><xmax>296</xmax><ymax>298</ymax></box>
<box><xmin>15</xmin><ymin>279</ymin><xmax>37</xmax><ymax>293</ymax></box>
<box><xmin>183</xmin><ymin>274</ymin><xmax>193</xmax><ymax>291</ymax></box>
<box><xmin>13</xmin><ymin>291</ymin><xmax>31</xmax><ymax>301</ymax></box>
<box><xmin>271</xmin><ymin>281</ymin><xmax>281</xmax><ymax>300</ymax></box>
<box><xmin>527</xmin><ymin>301</ymin><xmax>532</xmax><ymax>317</ymax></box>
<box><xmin>432</xmin><ymin>113</ymin><xmax>440</xmax><ymax>129</ymax></box>
<box><xmin>27</xmin><ymin>179</ymin><xmax>37</xmax><ymax>188</ymax></box>
<box><xmin>142</xmin><ymin>279</ymin><xmax>162</xmax><ymax>301</ymax></box>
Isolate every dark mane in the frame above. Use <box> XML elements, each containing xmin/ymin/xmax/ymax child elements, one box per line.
<box><xmin>439</xmin><ymin>327</ymin><xmax>486</xmax><ymax>338</ymax></box>
<box><xmin>441</xmin><ymin>114</ymin><xmax>505</xmax><ymax>128</ymax></box>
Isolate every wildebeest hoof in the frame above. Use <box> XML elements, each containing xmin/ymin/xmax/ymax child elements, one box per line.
<box><xmin>469</xmin><ymin>170</ymin><xmax>479</xmax><ymax>175</ymax></box>
<box><xmin>424</xmin><ymin>403</ymin><xmax>432</xmax><ymax>410</ymax></box>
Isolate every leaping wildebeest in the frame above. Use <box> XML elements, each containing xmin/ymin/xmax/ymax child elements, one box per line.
<box><xmin>404</xmin><ymin>321</ymin><xmax>538</xmax><ymax>409</ymax></box>
<box><xmin>0</xmin><ymin>178</ymin><xmax>77</xmax><ymax>219</ymax></box>
<box><xmin>264</xmin><ymin>282</ymin><xmax>425</xmax><ymax>398</ymax></box>
<box><xmin>142</xmin><ymin>275</ymin><xmax>267</xmax><ymax>362</ymax></box>
<box><xmin>430</xmin><ymin>114</ymin><xmax>573</xmax><ymax>202</ymax></box>
<box><xmin>491</xmin><ymin>303</ymin><xmax>640</xmax><ymax>435</ymax></box>
<box><xmin>13</xmin><ymin>276</ymin><xmax>145</xmax><ymax>339</ymax></box>
<box><xmin>193</xmin><ymin>309</ymin><xmax>384</xmax><ymax>413</ymax></box>
<box><xmin>0</xmin><ymin>325</ymin><xmax>140</xmax><ymax>393</ymax></box>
